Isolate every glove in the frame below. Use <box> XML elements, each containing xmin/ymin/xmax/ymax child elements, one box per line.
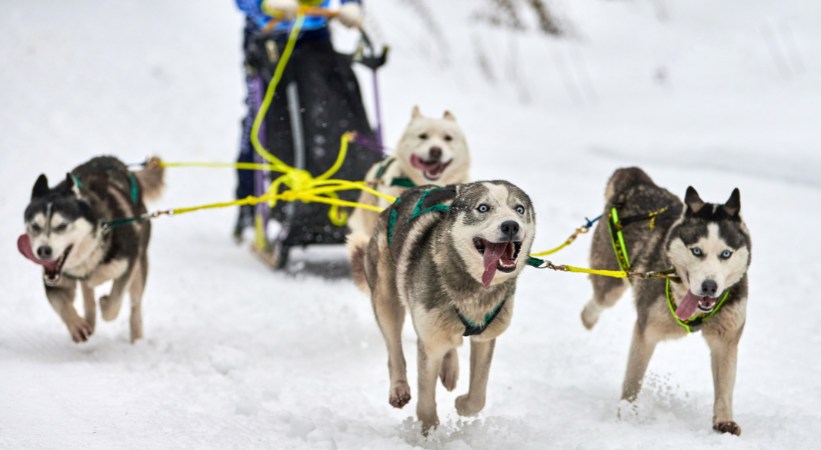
<box><xmin>263</xmin><ymin>0</ymin><xmax>299</xmax><ymax>21</ymax></box>
<box><xmin>337</xmin><ymin>3</ymin><xmax>363</xmax><ymax>29</ymax></box>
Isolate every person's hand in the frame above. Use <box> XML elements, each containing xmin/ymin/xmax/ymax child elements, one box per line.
<box><xmin>337</xmin><ymin>3</ymin><xmax>363</xmax><ymax>29</ymax></box>
<box><xmin>263</xmin><ymin>0</ymin><xmax>299</xmax><ymax>20</ymax></box>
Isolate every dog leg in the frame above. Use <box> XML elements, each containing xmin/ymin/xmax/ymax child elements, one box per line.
<box><xmin>371</xmin><ymin>282</ymin><xmax>411</xmax><ymax>408</ymax></box>
<box><xmin>128</xmin><ymin>255</ymin><xmax>147</xmax><ymax>343</ymax></box>
<box><xmin>455</xmin><ymin>338</ymin><xmax>496</xmax><ymax>417</ymax></box>
<box><xmin>99</xmin><ymin>268</ymin><xmax>132</xmax><ymax>321</ymax></box>
<box><xmin>416</xmin><ymin>339</ymin><xmax>447</xmax><ymax>434</ymax></box>
<box><xmin>348</xmin><ymin>188</ymin><xmax>378</xmax><ymax>237</ymax></box>
<box><xmin>704</xmin><ymin>332</ymin><xmax>742</xmax><ymax>436</ymax></box>
<box><xmin>582</xmin><ymin>276</ymin><xmax>628</xmax><ymax>330</ymax></box>
<box><xmin>80</xmin><ymin>281</ymin><xmax>96</xmax><ymax>334</ymax></box>
<box><xmin>621</xmin><ymin>323</ymin><xmax>658</xmax><ymax>402</ymax></box>
<box><xmin>439</xmin><ymin>348</ymin><xmax>459</xmax><ymax>391</ymax></box>
<box><xmin>45</xmin><ymin>281</ymin><xmax>92</xmax><ymax>343</ymax></box>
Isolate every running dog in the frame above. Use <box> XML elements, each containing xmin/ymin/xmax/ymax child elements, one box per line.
<box><xmin>581</xmin><ymin>167</ymin><xmax>751</xmax><ymax>436</ymax></box>
<box><xmin>19</xmin><ymin>156</ymin><xmax>164</xmax><ymax>343</ymax></box>
<box><xmin>346</xmin><ymin>105</ymin><xmax>471</xmax><ymax>239</ymax></box>
<box><xmin>349</xmin><ymin>181</ymin><xmax>535</xmax><ymax>433</ymax></box>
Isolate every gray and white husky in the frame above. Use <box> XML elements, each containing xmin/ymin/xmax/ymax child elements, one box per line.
<box><xmin>347</xmin><ymin>105</ymin><xmax>471</xmax><ymax>239</ymax></box>
<box><xmin>349</xmin><ymin>181</ymin><xmax>535</xmax><ymax>433</ymax></box>
<box><xmin>581</xmin><ymin>167</ymin><xmax>751</xmax><ymax>436</ymax></box>
<box><xmin>19</xmin><ymin>156</ymin><xmax>164</xmax><ymax>343</ymax></box>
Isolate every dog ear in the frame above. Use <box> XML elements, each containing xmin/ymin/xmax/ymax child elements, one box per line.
<box><xmin>32</xmin><ymin>174</ymin><xmax>50</xmax><ymax>200</ymax></box>
<box><xmin>63</xmin><ymin>173</ymin><xmax>78</xmax><ymax>195</ymax></box>
<box><xmin>443</xmin><ymin>110</ymin><xmax>456</xmax><ymax>121</ymax></box>
<box><xmin>684</xmin><ymin>186</ymin><xmax>705</xmax><ymax>214</ymax></box>
<box><xmin>411</xmin><ymin>105</ymin><xmax>422</xmax><ymax>119</ymax></box>
<box><xmin>723</xmin><ymin>188</ymin><xmax>741</xmax><ymax>217</ymax></box>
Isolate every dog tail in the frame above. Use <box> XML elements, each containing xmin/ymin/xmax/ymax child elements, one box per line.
<box><xmin>135</xmin><ymin>156</ymin><xmax>165</xmax><ymax>202</ymax></box>
<box><xmin>347</xmin><ymin>233</ymin><xmax>371</xmax><ymax>294</ymax></box>
<box><xmin>605</xmin><ymin>167</ymin><xmax>654</xmax><ymax>202</ymax></box>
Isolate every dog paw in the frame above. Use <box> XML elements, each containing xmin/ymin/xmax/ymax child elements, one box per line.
<box><xmin>389</xmin><ymin>382</ymin><xmax>411</xmax><ymax>408</ymax></box>
<box><xmin>581</xmin><ymin>302</ymin><xmax>600</xmax><ymax>330</ymax></box>
<box><xmin>439</xmin><ymin>351</ymin><xmax>459</xmax><ymax>391</ymax></box>
<box><xmin>420</xmin><ymin>416</ymin><xmax>440</xmax><ymax>436</ymax></box>
<box><xmin>714</xmin><ymin>421</ymin><xmax>741</xmax><ymax>436</ymax></box>
<box><xmin>67</xmin><ymin>318</ymin><xmax>93</xmax><ymax>343</ymax></box>
<box><xmin>99</xmin><ymin>295</ymin><xmax>122</xmax><ymax>321</ymax></box>
<box><xmin>455</xmin><ymin>394</ymin><xmax>484</xmax><ymax>417</ymax></box>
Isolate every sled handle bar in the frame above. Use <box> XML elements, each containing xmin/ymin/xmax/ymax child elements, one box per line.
<box><xmin>262</xmin><ymin>7</ymin><xmax>341</xmax><ymax>33</ymax></box>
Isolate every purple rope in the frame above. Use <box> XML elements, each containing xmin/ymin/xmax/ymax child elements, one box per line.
<box><xmin>251</xmin><ymin>75</ymin><xmax>270</xmax><ymax>227</ymax></box>
<box><xmin>353</xmin><ymin>133</ymin><xmax>390</xmax><ymax>154</ymax></box>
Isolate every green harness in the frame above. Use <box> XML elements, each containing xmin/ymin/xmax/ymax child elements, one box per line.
<box><xmin>456</xmin><ymin>300</ymin><xmax>507</xmax><ymax>337</ymax></box>
<box><xmin>72</xmin><ymin>172</ymin><xmax>139</xmax><ymax>204</ymax></box>
<box><xmin>607</xmin><ymin>206</ymin><xmax>668</xmax><ymax>285</ymax></box>
<box><xmin>386</xmin><ymin>186</ymin><xmax>505</xmax><ymax>337</ymax></box>
<box><xmin>387</xmin><ymin>187</ymin><xmax>450</xmax><ymax>244</ymax></box>
<box><xmin>73</xmin><ymin>170</ymin><xmax>142</xmax><ymax>232</ymax></box>
<box><xmin>607</xmin><ymin>207</ymin><xmax>633</xmax><ymax>281</ymax></box>
<box><xmin>373</xmin><ymin>157</ymin><xmax>415</xmax><ymax>189</ymax></box>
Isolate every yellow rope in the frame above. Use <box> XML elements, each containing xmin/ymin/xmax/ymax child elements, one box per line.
<box><xmin>155</xmin><ymin>180</ymin><xmax>386</xmax><ymax>220</ymax></box>
<box><xmin>248</xmin><ymin>16</ymin><xmax>302</xmax><ymax>171</ymax></box>
<box><xmin>150</xmin><ymin>12</ymin><xmax>395</xmax><ymax>226</ymax></box>
<box><xmin>552</xmin><ymin>265</ymin><xmax>630</xmax><ymax>278</ymax></box>
<box><xmin>241</xmin><ymin>14</ymin><xmax>394</xmax><ymax>224</ymax></box>
<box><xmin>159</xmin><ymin>161</ymin><xmax>284</xmax><ymax>171</ymax></box>
<box><xmin>528</xmin><ymin>257</ymin><xmax>679</xmax><ymax>280</ymax></box>
<box><xmin>530</xmin><ymin>225</ymin><xmax>591</xmax><ymax>257</ymax></box>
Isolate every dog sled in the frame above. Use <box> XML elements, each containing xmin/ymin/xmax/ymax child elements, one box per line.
<box><xmin>246</xmin><ymin>26</ymin><xmax>388</xmax><ymax>269</ymax></box>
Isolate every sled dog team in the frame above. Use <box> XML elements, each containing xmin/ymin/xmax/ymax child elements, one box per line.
<box><xmin>20</xmin><ymin>107</ymin><xmax>751</xmax><ymax>436</ymax></box>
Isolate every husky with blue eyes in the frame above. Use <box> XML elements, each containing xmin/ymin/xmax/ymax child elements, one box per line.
<box><xmin>349</xmin><ymin>181</ymin><xmax>535</xmax><ymax>434</ymax></box>
<box><xmin>581</xmin><ymin>167</ymin><xmax>751</xmax><ymax>436</ymax></box>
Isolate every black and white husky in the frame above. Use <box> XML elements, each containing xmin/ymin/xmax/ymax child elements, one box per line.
<box><xmin>19</xmin><ymin>156</ymin><xmax>164</xmax><ymax>343</ymax></box>
<box><xmin>581</xmin><ymin>167</ymin><xmax>751</xmax><ymax>436</ymax></box>
<box><xmin>349</xmin><ymin>181</ymin><xmax>536</xmax><ymax>434</ymax></box>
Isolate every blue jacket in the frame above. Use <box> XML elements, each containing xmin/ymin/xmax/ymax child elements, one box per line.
<box><xmin>236</xmin><ymin>0</ymin><xmax>361</xmax><ymax>33</ymax></box>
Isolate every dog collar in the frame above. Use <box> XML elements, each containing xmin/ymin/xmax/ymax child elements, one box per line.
<box><xmin>455</xmin><ymin>299</ymin><xmax>507</xmax><ymax>337</ymax></box>
<box><xmin>665</xmin><ymin>279</ymin><xmax>730</xmax><ymax>333</ymax></box>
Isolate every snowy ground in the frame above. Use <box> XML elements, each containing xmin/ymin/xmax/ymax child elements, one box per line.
<box><xmin>1</xmin><ymin>0</ymin><xmax>820</xmax><ymax>448</ymax></box>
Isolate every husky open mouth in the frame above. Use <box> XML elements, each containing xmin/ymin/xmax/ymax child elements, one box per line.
<box><xmin>17</xmin><ymin>234</ymin><xmax>72</xmax><ymax>286</ymax></box>
<box><xmin>473</xmin><ymin>237</ymin><xmax>522</xmax><ymax>288</ymax></box>
<box><xmin>675</xmin><ymin>290</ymin><xmax>718</xmax><ymax>320</ymax></box>
<box><xmin>410</xmin><ymin>154</ymin><xmax>452</xmax><ymax>181</ymax></box>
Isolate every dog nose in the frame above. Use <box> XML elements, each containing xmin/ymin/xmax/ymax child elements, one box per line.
<box><xmin>37</xmin><ymin>246</ymin><xmax>52</xmax><ymax>259</ymax></box>
<box><xmin>500</xmin><ymin>220</ymin><xmax>520</xmax><ymax>240</ymax></box>
<box><xmin>428</xmin><ymin>146</ymin><xmax>442</xmax><ymax>160</ymax></box>
<box><xmin>701</xmin><ymin>280</ymin><xmax>718</xmax><ymax>297</ymax></box>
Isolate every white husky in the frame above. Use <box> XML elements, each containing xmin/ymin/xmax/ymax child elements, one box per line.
<box><xmin>347</xmin><ymin>106</ymin><xmax>471</xmax><ymax>239</ymax></box>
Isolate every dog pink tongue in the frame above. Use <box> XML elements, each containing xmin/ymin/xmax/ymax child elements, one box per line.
<box><xmin>17</xmin><ymin>234</ymin><xmax>59</xmax><ymax>271</ymax></box>
<box><xmin>482</xmin><ymin>242</ymin><xmax>508</xmax><ymax>288</ymax></box>
<box><xmin>675</xmin><ymin>291</ymin><xmax>703</xmax><ymax>320</ymax></box>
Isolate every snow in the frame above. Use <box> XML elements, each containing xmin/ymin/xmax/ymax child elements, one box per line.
<box><xmin>1</xmin><ymin>0</ymin><xmax>820</xmax><ymax>448</ymax></box>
